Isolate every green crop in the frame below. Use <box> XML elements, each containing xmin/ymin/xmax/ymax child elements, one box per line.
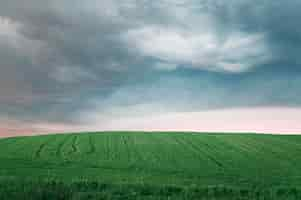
<box><xmin>0</xmin><ymin>132</ymin><xmax>301</xmax><ymax>199</ymax></box>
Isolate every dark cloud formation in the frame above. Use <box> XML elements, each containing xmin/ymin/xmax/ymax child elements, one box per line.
<box><xmin>0</xmin><ymin>0</ymin><xmax>300</xmax><ymax>126</ymax></box>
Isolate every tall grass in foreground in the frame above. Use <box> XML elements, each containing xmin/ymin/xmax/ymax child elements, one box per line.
<box><xmin>0</xmin><ymin>179</ymin><xmax>300</xmax><ymax>200</ymax></box>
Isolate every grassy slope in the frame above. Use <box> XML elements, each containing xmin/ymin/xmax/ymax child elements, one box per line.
<box><xmin>0</xmin><ymin>132</ymin><xmax>301</xmax><ymax>188</ymax></box>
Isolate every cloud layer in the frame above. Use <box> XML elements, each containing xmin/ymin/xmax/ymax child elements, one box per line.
<box><xmin>0</xmin><ymin>0</ymin><xmax>301</xmax><ymax>134</ymax></box>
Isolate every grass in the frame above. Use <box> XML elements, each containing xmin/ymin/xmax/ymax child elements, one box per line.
<box><xmin>1</xmin><ymin>132</ymin><xmax>301</xmax><ymax>199</ymax></box>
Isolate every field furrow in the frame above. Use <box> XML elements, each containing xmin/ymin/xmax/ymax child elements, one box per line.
<box><xmin>34</xmin><ymin>137</ymin><xmax>56</xmax><ymax>158</ymax></box>
<box><xmin>70</xmin><ymin>135</ymin><xmax>78</xmax><ymax>154</ymax></box>
<box><xmin>55</xmin><ymin>135</ymin><xmax>71</xmax><ymax>157</ymax></box>
<box><xmin>175</xmin><ymin>135</ymin><xmax>224</xmax><ymax>169</ymax></box>
<box><xmin>87</xmin><ymin>135</ymin><xmax>96</xmax><ymax>154</ymax></box>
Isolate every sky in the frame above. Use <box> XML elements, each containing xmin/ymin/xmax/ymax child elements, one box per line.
<box><xmin>1</xmin><ymin>0</ymin><xmax>301</xmax><ymax>136</ymax></box>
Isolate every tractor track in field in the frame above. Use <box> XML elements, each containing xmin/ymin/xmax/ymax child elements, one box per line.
<box><xmin>128</xmin><ymin>136</ymin><xmax>147</xmax><ymax>167</ymax></box>
<box><xmin>188</xmin><ymin>139</ymin><xmax>224</xmax><ymax>168</ymax></box>
<box><xmin>211</xmin><ymin>135</ymin><xmax>259</xmax><ymax>161</ymax></box>
<box><xmin>69</xmin><ymin>136</ymin><xmax>78</xmax><ymax>154</ymax></box>
<box><xmin>122</xmin><ymin>135</ymin><xmax>131</xmax><ymax>162</ymax></box>
<box><xmin>35</xmin><ymin>137</ymin><xmax>56</xmax><ymax>158</ymax></box>
<box><xmin>56</xmin><ymin>136</ymin><xmax>71</xmax><ymax>157</ymax></box>
<box><xmin>0</xmin><ymin>138</ymin><xmax>18</xmax><ymax>146</ymax></box>
<box><xmin>106</xmin><ymin>136</ymin><xmax>112</xmax><ymax>160</ymax></box>
<box><xmin>188</xmin><ymin>136</ymin><xmax>226</xmax><ymax>168</ymax></box>
<box><xmin>122</xmin><ymin>135</ymin><xmax>145</xmax><ymax>169</ymax></box>
<box><xmin>87</xmin><ymin>135</ymin><xmax>96</xmax><ymax>154</ymax></box>
<box><xmin>152</xmin><ymin>135</ymin><xmax>181</xmax><ymax>168</ymax></box>
<box><xmin>173</xmin><ymin>136</ymin><xmax>224</xmax><ymax>168</ymax></box>
<box><xmin>147</xmin><ymin>135</ymin><xmax>165</xmax><ymax>165</ymax></box>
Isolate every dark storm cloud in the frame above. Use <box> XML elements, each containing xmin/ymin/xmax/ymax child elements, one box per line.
<box><xmin>0</xmin><ymin>0</ymin><xmax>145</xmax><ymax>123</ymax></box>
<box><xmin>0</xmin><ymin>0</ymin><xmax>301</xmax><ymax>125</ymax></box>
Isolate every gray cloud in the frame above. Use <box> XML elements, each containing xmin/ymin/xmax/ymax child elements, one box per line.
<box><xmin>0</xmin><ymin>0</ymin><xmax>300</xmax><ymax>126</ymax></box>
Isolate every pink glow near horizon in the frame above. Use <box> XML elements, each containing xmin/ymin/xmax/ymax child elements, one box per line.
<box><xmin>98</xmin><ymin>107</ymin><xmax>301</xmax><ymax>134</ymax></box>
<box><xmin>1</xmin><ymin>107</ymin><xmax>301</xmax><ymax>138</ymax></box>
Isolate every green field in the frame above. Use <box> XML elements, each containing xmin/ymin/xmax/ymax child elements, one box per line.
<box><xmin>1</xmin><ymin>132</ymin><xmax>301</xmax><ymax>199</ymax></box>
